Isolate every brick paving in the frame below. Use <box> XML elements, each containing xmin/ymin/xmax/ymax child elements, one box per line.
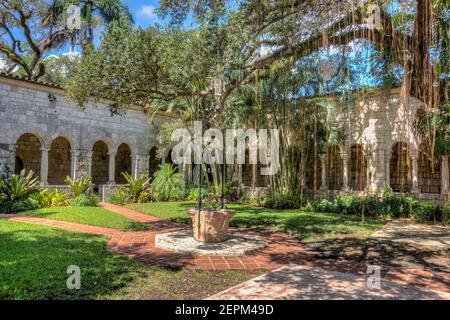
<box><xmin>207</xmin><ymin>265</ymin><xmax>450</xmax><ymax>300</ymax></box>
<box><xmin>0</xmin><ymin>214</ymin><xmax>119</xmax><ymax>236</ymax></box>
<box><xmin>1</xmin><ymin>204</ymin><xmax>449</xmax><ymax>295</ymax></box>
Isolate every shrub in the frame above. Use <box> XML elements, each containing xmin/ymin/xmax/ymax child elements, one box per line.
<box><xmin>65</xmin><ymin>176</ymin><xmax>93</xmax><ymax>197</ymax></box>
<box><xmin>30</xmin><ymin>189</ymin><xmax>53</xmax><ymax>208</ymax></box>
<box><xmin>0</xmin><ymin>170</ymin><xmax>38</xmax><ymax>213</ymax></box>
<box><xmin>264</xmin><ymin>192</ymin><xmax>302</xmax><ymax>209</ymax></box>
<box><xmin>411</xmin><ymin>201</ymin><xmax>443</xmax><ymax>222</ymax></box>
<box><xmin>121</xmin><ymin>172</ymin><xmax>151</xmax><ymax>203</ymax></box>
<box><xmin>0</xmin><ymin>198</ymin><xmax>39</xmax><ymax>213</ymax></box>
<box><xmin>313</xmin><ymin>198</ymin><xmax>336</xmax><ymax>212</ymax></box>
<box><xmin>108</xmin><ymin>188</ymin><xmax>129</xmax><ymax>205</ymax></box>
<box><xmin>30</xmin><ymin>189</ymin><xmax>68</xmax><ymax>208</ymax></box>
<box><xmin>187</xmin><ymin>188</ymin><xmax>212</xmax><ymax>201</ymax></box>
<box><xmin>69</xmin><ymin>194</ymin><xmax>100</xmax><ymax>207</ymax></box>
<box><xmin>151</xmin><ymin>164</ymin><xmax>185</xmax><ymax>201</ymax></box>
<box><xmin>0</xmin><ymin>170</ymin><xmax>38</xmax><ymax>202</ymax></box>
<box><xmin>51</xmin><ymin>189</ymin><xmax>69</xmax><ymax>207</ymax></box>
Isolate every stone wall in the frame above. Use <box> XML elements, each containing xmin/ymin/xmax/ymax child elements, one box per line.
<box><xmin>0</xmin><ymin>75</ymin><xmax>174</xmax><ymax>184</ymax></box>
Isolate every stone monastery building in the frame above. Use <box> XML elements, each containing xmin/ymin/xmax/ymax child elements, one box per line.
<box><xmin>0</xmin><ymin>73</ymin><xmax>448</xmax><ymax>200</ymax></box>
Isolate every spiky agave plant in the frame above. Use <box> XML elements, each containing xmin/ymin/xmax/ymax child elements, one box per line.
<box><xmin>65</xmin><ymin>176</ymin><xmax>93</xmax><ymax>197</ymax></box>
<box><xmin>0</xmin><ymin>170</ymin><xmax>38</xmax><ymax>202</ymax></box>
<box><xmin>121</xmin><ymin>172</ymin><xmax>151</xmax><ymax>202</ymax></box>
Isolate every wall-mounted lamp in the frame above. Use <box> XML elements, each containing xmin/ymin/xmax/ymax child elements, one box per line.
<box><xmin>48</xmin><ymin>93</ymin><xmax>56</xmax><ymax>102</ymax></box>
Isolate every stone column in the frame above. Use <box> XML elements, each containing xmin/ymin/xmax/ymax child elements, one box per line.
<box><xmin>366</xmin><ymin>152</ymin><xmax>372</xmax><ymax>192</ymax></box>
<box><xmin>341</xmin><ymin>151</ymin><xmax>349</xmax><ymax>191</ymax></box>
<box><xmin>441</xmin><ymin>156</ymin><xmax>449</xmax><ymax>196</ymax></box>
<box><xmin>70</xmin><ymin>149</ymin><xmax>80</xmax><ymax>179</ymax></box>
<box><xmin>108</xmin><ymin>152</ymin><xmax>116</xmax><ymax>184</ymax></box>
<box><xmin>7</xmin><ymin>144</ymin><xmax>16</xmax><ymax>178</ymax></box>
<box><xmin>86</xmin><ymin>151</ymin><xmax>93</xmax><ymax>178</ymax></box>
<box><xmin>411</xmin><ymin>151</ymin><xmax>420</xmax><ymax>194</ymax></box>
<box><xmin>131</xmin><ymin>154</ymin><xmax>138</xmax><ymax>179</ymax></box>
<box><xmin>384</xmin><ymin>150</ymin><xmax>390</xmax><ymax>189</ymax></box>
<box><xmin>40</xmin><ymin>147</ymin><xmax>50</xmax><ymax>185</ymax></box>
<box><xmin>319</xmin><ymin>153</ymin><xmax>328</xmax><ymax>190</ymax></box>
<box><xmin>138</xmin><ymin>155</ymin><xmax>150</xmax><ymax>178</ymax></box>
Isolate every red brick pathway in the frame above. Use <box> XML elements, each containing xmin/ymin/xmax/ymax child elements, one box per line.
<box><xmin>1</xmin><ymin>204</ymin><xmax>449</xmax><ymax>293</ymax></box>
<box><xmin>0</xmin><ymin>214</ymin><xmax>119</xmax><ymax>236</ymax></box>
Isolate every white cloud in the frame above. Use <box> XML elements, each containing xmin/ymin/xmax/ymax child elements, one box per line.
<box><xmin>138</xmin><ymin>5</ymin><xmax>156</xmax><ymax>20</ymax></box>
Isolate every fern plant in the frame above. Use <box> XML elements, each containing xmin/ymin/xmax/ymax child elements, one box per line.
<box><xmin>65</xmin><ymin>176</ymin><xmax>93</xmax><ymax>197</ymax></box>
<box><xmin>151</xmin><ymin>164</ymin><xmax>184</xmax><ymax>201</ymax></box>
<box><xmin>0</xmin><ymin>170</ymin><xmax>38</xmax><ymax>202</ymax></box>
<box><xmin>121</xmin><ymin>172</ymin><xmax>151</xmax><ymax>203</ymax></box>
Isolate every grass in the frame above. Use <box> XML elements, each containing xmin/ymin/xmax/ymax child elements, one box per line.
<box><xmin>21</xmin><ymin>206</ymin><xmax>149</xmax><ymax>231</ymax></box>
<box><xmin>127</xmin><ymin>201</ymin><xmax>385</xmax><ymax>242</ymax></box>
<box><xmin>0</xmin><ymin>220</ymin><xmax>262</xmax><ymax>300</ymax></box>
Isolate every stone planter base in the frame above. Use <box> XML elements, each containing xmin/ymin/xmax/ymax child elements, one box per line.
<box><xmin>187</xmin><ymin>208</ymin><xmax>236</xmax><ymax>242</ymax></box>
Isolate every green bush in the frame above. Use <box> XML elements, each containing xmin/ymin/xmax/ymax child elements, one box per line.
<box><xmin>187</xmin><ymin>188</ymin><xmax>212</xmax><ymax>201</ymax></box>
<box><xmin>121</xmin><ymin>172</ymin><xmax>151</xmax><ymax>203</ymax></box>
<box><xmin>0</xmin><ymin>170</ymin><xmax>38</xmax><ymax>213</ymax></box>
<box><xmin>69</xmin><ymin>194</ymin><xmax>100</xmax><ymax>207</ymax></box>
<box><xmin>0</xmin><ymin>170</ymin><xmax>38</xmax><ymax>202</ymax></box>
<box><xmin>264</xmin><ymin>192</ymin><xmax>302</xmax><ymax>209</ymax></box>
<box><xmin>65</xmin><ymin>176</ymin><xmax>93</xmax><ymax>197</ymax></box>
<box><xmin>411</xmin><ymin>201</ymin><xmax>443</xmax><ymax>222</ymax></box>
<box><xmin>0</xmin><ymin>198</ymin><xmax>39</xmax><ymax>213</ymax></box>
<box><xmin>30</xmin><ymin>189</ymin><xmax>68</xmax><ymax>208</ymax></box>
<box><xmin>108</xmin><ymin>188</ymin><xmax>128</xmax><ymax>205</ymax></box>
<box><xmin>151</xmin><ymin>164</ymin><xmax>185</xmax><ymax>201</ymax></box>
<box><xmin>312</xmin><ymin>198</ymin><xmax>336</xmax><ymax>212</ymax></box>
<box><xmin>310</xmin><ymin>191</ymin><xmax>447</xmax><ymax>223</ymax></box>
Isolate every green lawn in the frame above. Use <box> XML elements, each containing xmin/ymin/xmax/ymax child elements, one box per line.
<box><xmin>0</xmin><ymin>220</ymin><xmax>262</xmax><ymax>300</ymax></box>
<box><xmin>127</xmin><ymin>202</ymin><xmax>385</xmax><ymax>242</ymax></box>
<box><xmin>21</xmin><ymin>206</ymin><xmax>149</xmax><ymax>231</ymax></box>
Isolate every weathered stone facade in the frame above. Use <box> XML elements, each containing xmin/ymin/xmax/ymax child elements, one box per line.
<box><xmin>0</xmin><ymin>74</ymin><xmax>448</xmax><ymax>201</ymax></box>
<box><xmin>238</xmin><ymin>88</ymin><xmax>449</xmax><ymax>200</ymax></box>
<box><xmin>0</xmin><ymin>74</ymin><xmax>174</xmax><ymax>188</ymax></box>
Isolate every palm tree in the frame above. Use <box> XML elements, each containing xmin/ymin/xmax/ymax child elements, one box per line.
<box><xmin>43</xmin><ymin>0</ymin><xmax>133</xmax><ymax>55</ymax></box>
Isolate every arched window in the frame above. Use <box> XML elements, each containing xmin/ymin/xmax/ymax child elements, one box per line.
<box><xmin>326</xmin><ymin>145</ymin><xmax>343</xmax><ymax>190</ymax></box>
<box><xmin>48</xmin><ymin>137</ymin><xmax>71</xmax><ymax>184</ymax></box>
<box><xmin>390</xmin><ymin>142</ymin><xmax>412</xmax><ymax>192</ymax></box>
<box><xmin>418</xmin><ymin>150</ymin><xmax>441</xmax><ymax>194</ymax></box>
<box><xmin>92</xmin><ymin>141</ymin><xmax>109</xmax><ymax>185</ymax></box>
<box><xmin>15</xmin><ymin>133</ymin><xmax>42</xmax><ymax>178</ymax></box>
<box><xmin>349</xmin><ymin>144</ymin><xmax>367</xmax><ymax>191</ymax></box>
<box><xmin>148</xmin><ymin>146</ymin><xmax>160</xmax><ymax>180</ymax></box>
<box><xmin>115</xmin><ymin>143</ymin><xmax>132</xmax><ymax>184</ymax></box>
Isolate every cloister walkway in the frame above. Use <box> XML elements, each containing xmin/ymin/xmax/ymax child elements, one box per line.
<box><xmin>1</xmin><ymin>203</ymin><xmax>449</xmax><ymax>297</ymax></box>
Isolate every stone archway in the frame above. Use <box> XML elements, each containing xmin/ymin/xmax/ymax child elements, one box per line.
<box><xmin>115</xmin><ymin>143</ymin><xmax>132</xmax><ymax>184</ymax></box>
<box><xmin>48</xmin><ymin>137</ymin><xmax>71</xmax><ymax>184</ymax></box>
<box><xmin>349</xmin><ymin>144</ymin><xmax>367</xmax><ymax>191</ymax></box>
<box><xmin>390</xmin><ymin>142</ymin><xmax>412</xmax><ymax>192</ymax></box>
<box><xmin>149</xmin><ymin>146</ymin><xmax>161</xmax><ymax>179</ymax></box>
<box><xmin>326</xmin><ymin>145</ymin><xmax>343</xmax><ymax>190</ymax></box>
<box><xmin>92</xmin><ymin>141</ymin><xmax>109</xmax><ymax>186</ymax></box>
<box><xmin>418</xmin><ymin>151</ymin><xmax>441</xmax><ymax>194</ymax></box>
<box><xmin>15</xmin><ymin>133</ymin><xmax>42</xmax><ymax>178</ymax></box>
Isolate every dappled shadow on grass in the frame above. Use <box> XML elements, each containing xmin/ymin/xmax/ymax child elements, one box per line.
<box><xmin>229</xmin><ymin>211</ymin><xmax>382</xmax><ymax>241</ymax></box>
<box><xmin>0</xmin><ymin>223</ymin><xmax>148</xmax><ymax>300</ymax></box>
